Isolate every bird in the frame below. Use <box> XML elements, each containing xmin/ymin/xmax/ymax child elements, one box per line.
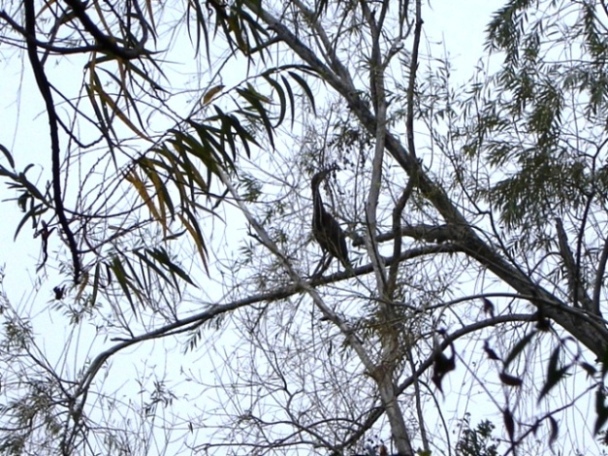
<box><xmin>311</xmin><ymin>167</ymin><xmax>350</xmax><ymax>270</ymax></box>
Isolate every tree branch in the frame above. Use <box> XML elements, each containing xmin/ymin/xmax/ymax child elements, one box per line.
<box><xmin>62</xmin><ymin>0</ymin><xmax>149</xmax><ymax>60</ymax></box>
<box><xmin>555</xmin><ymin>217</ymin><xmax>593</xmax><ymax>309</ymax></box>
<box><xmin>23</xmin><ymin>0</ymin><xmax>82</xmax><ymax>283</ymax></box>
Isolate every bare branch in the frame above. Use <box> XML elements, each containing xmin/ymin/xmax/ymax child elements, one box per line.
<box><xmin>23</xmin><ymin>0</ymin><xmax>82</xmax><ymax>283</ymax></box>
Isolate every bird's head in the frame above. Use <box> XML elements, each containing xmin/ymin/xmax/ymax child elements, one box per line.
<box><xmin>311</xmin><ymin>165</ymin><xmax>339</xmax><ymax>190</ymax></box>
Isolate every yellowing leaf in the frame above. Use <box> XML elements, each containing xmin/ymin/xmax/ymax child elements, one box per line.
<box><xmin>125</xmin><ymin>169</ymin><xmax>167</xmax><ymax>234</ymax></box>
<box><xmin>202</xmin><ymin>85</ymin><xmax>225</xmax><ymax>105</ymax></box>
<box><xmin>178</xmin><ymin>213</ymin><xmax>209</xmax><ymax>274</ymax></box>
<box><xmin>92</xmin><ymin>83</ymin><xmax>149</xmax><ymax>140</ymax></box>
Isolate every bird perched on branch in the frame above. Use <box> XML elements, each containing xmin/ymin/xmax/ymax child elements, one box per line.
<box><xmin>311</xmin><ymin>167</ymin><xmax>350</xmax><ymax>270</ymax></box>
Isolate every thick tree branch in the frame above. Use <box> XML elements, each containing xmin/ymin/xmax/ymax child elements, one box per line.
<box><xmin>354</xmin><ymin>223</ymin><xmax>457</xmax><ymax>246</ymax></box>
<box><xmin>23</xmin><ymin>0</ymin><xmax>81</xmax><ymax>283</ymax></box>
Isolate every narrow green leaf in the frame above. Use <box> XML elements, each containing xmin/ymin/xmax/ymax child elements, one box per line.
<box><xmin>280</xmin><ymin>75</ymin><xmax>296</xmax><ymax>128</ymax></box>
<box><xmin>538</xmin><ymin>346</ymin><xmax>569</xmax><ymax>402</ymax></box>
<box><xmin>14</xmin><ymin>203</ymin><xmax>46</xmax><ymax>241</ymax></box>
<box><xmin>288</xmin><ymin>71</ymin><xmax>316</xmax><ymax>114</ymax></box>
<box><xmin>236</xmin><ymin>85</ymin><xmax>274</xmax><ymax>147</ymax></box>
<box><xmin>146</xmin><ymin>248</ymin><xmax>196</xmax><ymax>286</ymax></box>
<box><xmin>504</xmin><ymin>330</ymin><xmax>536</xmax><ymax>368</ymax></box>
<box><xmin>132</xmin><ymin>249</ymin><xmax>171</xmax><ymax>284</ymax></box>
<box><xmin>538</xmin><ymin>365</ymin><xmax>569</xmax><ymax>402</ymax></box>
<box><xmin>499</xmin><ymin>371</ymin><xmax>523</xmax><ymax>387</ymax></box>
<box><xmin>503</xmin><ymin>408</ymin><xmax>515</xmax><ymax>442</ymax></box>
<box><xmin>91</xmin><ymin>262</ymin><xmax>100</xmax><ymax>306</ymax></box>
<box><xmin>548</xmin><ymin>416</ymin><xmax>558</xmax><ymax>448</ymax></box>
<box><xmin>263</xmin><ymin>73</ymin><xmax>286</xmax><ymax>126</ymax></box>
<box><xmin>0</xmin><ymin>144</ymin><xmax>15</xmax><ymax>168</ymax></box>
<box><xmin>110</xmin><ymin>257</ymin><xmax>136</xmax><ymax>316</ymax></box>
